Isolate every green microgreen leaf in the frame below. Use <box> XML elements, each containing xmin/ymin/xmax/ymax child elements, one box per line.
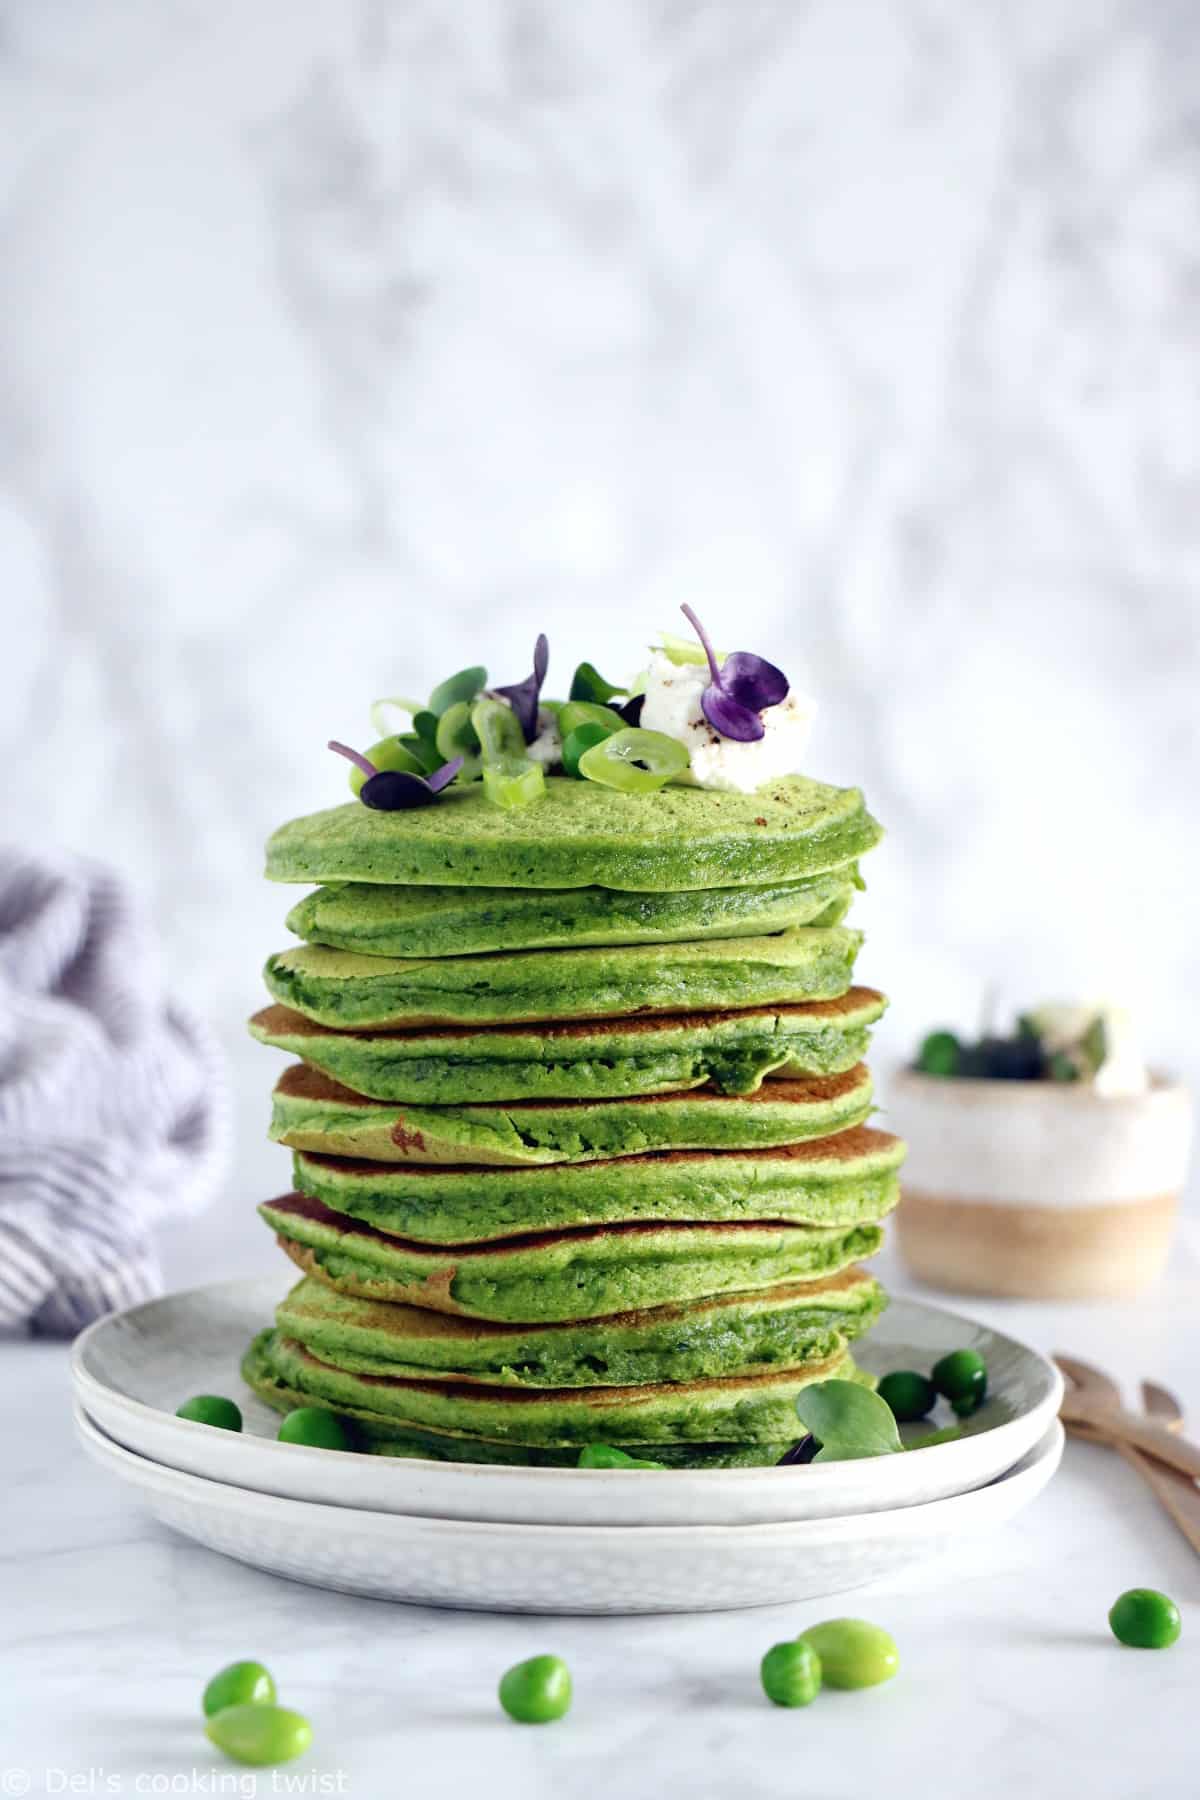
<box><xmin>428</xmin><ymin>666</ymin><xmax>488</xmax><ymax>718</ymax></box>
<box><xmin>569</xmin><ymin>662</ymin><xmax>628</xmax><ymax>705</ymax></box>
<box><xmin>793</xmin><ymin>1380</ymin><xmax>903</xmax><ymax>1463</ymax></box>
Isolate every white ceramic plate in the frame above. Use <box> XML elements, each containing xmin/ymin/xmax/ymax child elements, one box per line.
<box><xmin>72</xmin><ymin>1276</ymin><xmax>1062</xmax><ymax>1526</ymax></box>
<box><xmin>75</xmin><ymin>1404</ymin><xmax>1063</xmax><ymax>1614</ymax></box>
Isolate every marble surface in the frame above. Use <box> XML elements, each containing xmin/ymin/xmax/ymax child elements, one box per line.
<box><xmin>5</xmin><ymin>1238</ymin><xmax>1200</xmax><ymax>1798</ymax></box>
<box><xmin>1</xmin><ymin>0</ymin><xmax>1197</xmax><ymax>1287</ymax></box>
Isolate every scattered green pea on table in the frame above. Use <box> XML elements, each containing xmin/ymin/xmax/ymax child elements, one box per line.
<box><xmin>761</xmin><ymin>1640</ymin><xmax>822</xmax><ymax>1708</ymax></box>
<box><xmin>202</xmin><ymin>1660</ymin><xmax>276</xmax><ymax>1717</ymax></box>
<box><xmin>499</xmin><ymin>1655</ymin><xmax>573</xmax><ymax>1724</ymax></box>
<box><xmin>200</xmin><ymin>1660</ymin><xmax>311</xmax><ymax>1769</ymax></box>
<box><xmin>206</xmin><ymin>1703</ymin><xmax>313</xmax><ymax>1767</ymax></box>
<box><xmin>175</xmin><ymin>1395</ymin><xmax>243</xmax><ymax>1432</ymax></box>
<box><xmin>798</xmin><ymin>1620</ymin><xmax>899</xmax><ymax>1690</ymax></box>
<box><xmin>1109</xmin><ymin>1588</ymin><xmax>1182</xmax><ymax>1649</ymax></box>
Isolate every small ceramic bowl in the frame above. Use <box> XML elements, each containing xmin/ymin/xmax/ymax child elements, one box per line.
<box><xmin>890</xmin><ymin>1070</ymin><xmax>1193</xmax><ymax>1299</ymax></box>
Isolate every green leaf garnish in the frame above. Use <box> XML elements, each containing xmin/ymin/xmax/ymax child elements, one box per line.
<box><xmin>793</xmin><ymin>1380</ymin><xmax>903</xmax><ymax>1463</ymax></box>
<box><xmin>569</xmin><ymin>662</ymin><xmax>628</xmax><ymax>705</ymax></box>
<box><xmin>397</xmin><ymin>732</ymin><xmax>445</xmax><ymax>776</ymax></box>
<box><xmin>557</xmin><ymin>700</ymin><xmax>626</xmax><ymax>740</ymax></box>
<box><xmin>429</xmin><ymin>666</ymin><xmax>488</xmax><ymax>718</ymax></box>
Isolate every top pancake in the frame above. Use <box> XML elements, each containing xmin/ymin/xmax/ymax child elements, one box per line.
<box><xmin>265</xmin><ymin>775</ymin><xmax>882</xmax><ymax>892</ymax></box>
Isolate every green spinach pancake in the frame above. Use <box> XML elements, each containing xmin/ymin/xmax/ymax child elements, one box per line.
<box><xmin>287</xmin><ymin>1125</ymin><xmax>904</xmax><ymax>1244</ymax></box>
<box><xmin>241</xmin><ymin>1329</ymin><xmax>871</xmax><ymax>1467</ymax></box>
<box><xmin>268</xmin><ymin>1061</ymin><xmax>875</xmax><ymax>1165</ymax></box>
<box><xmin>248</xmin><ymin>989</ymin><xmax>887</xmax><ymax>1103</ymax></box>
<box><xmin>248</xmin><ymin>1326</ymin><xmax>865</xmax><ymax>1446</ymax></box>
<box><xmin>265</xmin><ymin>775</ymin><xmax>881</xmax><ymax>892</ymax></box>
<box><xmin>273</xmin><ymin>1267</ymin><xmax>885</xmax><ymax>1387</ymax></box>
<box><xmin>262</xmin><ymin>927</ymin><xmax>862</xmax><ymax>1030</ymax></box>
<box><xmin>286</xmin><ymin>869</ymin><xmax>859</xmax><ymax>958</ymax></box>
<box><xmin>259</xmin><ymin>1192</ymin><xmax>885</xmax><ymax>1323</ymax></box>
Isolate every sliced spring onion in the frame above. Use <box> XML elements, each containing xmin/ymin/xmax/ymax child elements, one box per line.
<box><xmin>577</xmin><ymin>727</ymin><xmax>689</xmax><ymax>794</ymax></box>
<box><xmin>483</xmin><ymin>758</ymin><xmax>546</xmax><ymax>809</ymax></box>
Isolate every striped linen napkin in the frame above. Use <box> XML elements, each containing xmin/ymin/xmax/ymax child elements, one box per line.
<box><xmin>0</xmin><ymin>850</ymin><xmax>228</xmax><ymax>1335</ymax></box>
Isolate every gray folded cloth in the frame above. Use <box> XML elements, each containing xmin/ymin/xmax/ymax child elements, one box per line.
<box><xmin>0</xmin><ymin>850</ymin><xmax>228</xmax><ymax>1335</ymax></box>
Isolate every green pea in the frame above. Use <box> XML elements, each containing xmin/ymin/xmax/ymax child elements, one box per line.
<box><xmin>563</xmin><ymin>722</ymin><xmax>617</xmax><ymax>779</ymax></box>
<box><xmin>577</xmin><ymin>1444</ymin><xmax>666</xmax><ymax>1469</ymax></box>
<box><xmin>498</xmin><ymin>1654</ymin><xmax>572</xmax><ymax>1724</ymax></box>
<box><xmin>202</xmin><ymin>1660</ymin><xmax>276</xmax><ymax>1718</ymax></box>
<box><xmin>931</xmin><ymin>1349</ymin><xmax>987</xmax><ymax>1413</ymax></box>
<box><xmin>176</xmin><ymin>1395</ymin><xmax>242</xmax><ymax>1432</ymax></box>
<box><xmin>798</xmin><ymin>1619</ymin><xmax>899</xmax><ymax>1690</ymax></box>
<box><xmin>916</xmin><ymin>1030</ymin><xmax>960</xmax><ymax>1076</ymax></box>
<box><xmin>205</xmin><ymin>1702</ymin><xmax>312</xmax><ymax>1767</ymax></box>
<box><xmin>1109</xmin><ymin>1588</ymin><xmax>1182</xmax><ymax>1649</ymax></box>
<box><xmin>760</xmin><ymin>1640</ymin><xmax>822</xmax><ymax>1707</ymax></box>
<box><xmin>277</xmin><ymin>1407</ymin><xmax>355</xmax><ymax>1452</ymax></box>
<box><xmin>876</xmin><ymin>1371</ymin><xmax>936</xmax><ymax>1423</ymax></box>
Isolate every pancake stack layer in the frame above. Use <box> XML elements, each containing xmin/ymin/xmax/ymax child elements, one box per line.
<box><xmin>246</xmin><ymin>775</ymin><xmax>904</xmax><ymax>1467</ymax></box>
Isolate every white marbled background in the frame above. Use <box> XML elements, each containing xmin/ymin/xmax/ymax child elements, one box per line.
<box><xmin>2</xmin><ymin>0</ymin><xmax>1197</xmax><ymax>1284</ymax></box>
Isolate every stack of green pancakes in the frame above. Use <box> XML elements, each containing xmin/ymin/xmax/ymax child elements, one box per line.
<box><xmin>245</xmin><ymin>775</ymin><xmax>903</xmax><ymax>1468</ymax></box>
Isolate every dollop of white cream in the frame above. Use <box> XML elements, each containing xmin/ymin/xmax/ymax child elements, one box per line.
<box><xmin>636</xmin><ymin>651</ymin><xmax>814</xmax><ymax>793</ymax></box>
<box><xmin>525</xmin><ymin>707</ymin><xmax>563</xmax><ymax>769</ymax></box>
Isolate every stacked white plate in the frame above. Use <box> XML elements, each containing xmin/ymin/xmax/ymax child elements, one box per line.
<box><xmin>72</xmin><ymin>1278</ymin><xmax>1063</xmax><ymax>1614</ymax></box>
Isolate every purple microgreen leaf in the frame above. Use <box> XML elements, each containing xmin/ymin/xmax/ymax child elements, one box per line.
<box><xmin>425</xmin><ymin>755</ymin><xmax>465</xmax><ymax>793</ymax></box>
<box><xmin>328</xmin><ymin>739</ymin><xmax>377</xmax><ymax>780</ymax></box>
<box><xmin>720</xmin><ymin>650</ymin><xmax>789</xmax><ymax>712</ymax></box>
<box><xmin>494</xmin><ymin>633</ymin><xmax>550</xmax><ymax>743</ymax></box>
<box><xmin>701</xmin><ymin>688</ymin><xmax>766</xmax><ymax>742</ymax></box>
<box><xmin>679</xmin><ymin>605</ymin><xmax>790</xmax><ymax>743</ymax></box>
<box><xmin>617</xmin><ymin>693</ymin><xmax>645</xmax><ymax>727</ymax></box>
<box><xmin>777</xmin><ymin>1434</ymin><xmax>818</xmax><ymax>1467</ymax></box>
<box><xmin>360</xmin><ymin>770</ymin><xmax>441</xmax><ymax>810</ymax></box>
<box><xmin>333</xmin><ymin>741</ymin><xmax>464</xmax><ymax>809</ymax></box>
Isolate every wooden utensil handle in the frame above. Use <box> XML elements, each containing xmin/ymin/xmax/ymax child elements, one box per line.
<box><xmin>1061</xmin><ymin>1398</ymin><xmax>1200</xmax><ymax>1479</ymax></box>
